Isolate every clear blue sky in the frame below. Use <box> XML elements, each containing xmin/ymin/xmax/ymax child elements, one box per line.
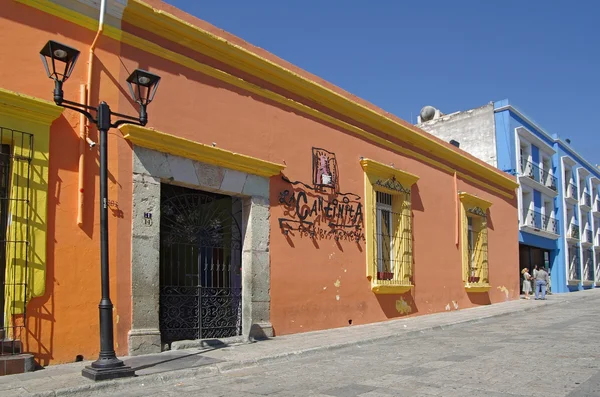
<box><xmin>167</xmin><ymin>0</ymin><xmax>600</xmax><ymax>165</ymax></box>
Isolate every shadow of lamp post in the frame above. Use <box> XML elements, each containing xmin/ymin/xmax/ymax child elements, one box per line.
<box><xmin>39</xmin><ymin>40</ymin><xmax>161</xmax><ymax>381</ymax></box>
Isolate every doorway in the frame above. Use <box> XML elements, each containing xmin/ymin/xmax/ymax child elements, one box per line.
<box><xmin>519</xmin><ymin>245</ymin><xmax>550</xmax><ymax>271</ymax></box>
<box><xmin>158</xmin><ymin>183</ymin><xmax>243</xmax><ymax>344</ymax></box>
<box><xmin>519</xmin><ymin>245</ymin><xmax>551</xmax><ymax>291</ymax></box>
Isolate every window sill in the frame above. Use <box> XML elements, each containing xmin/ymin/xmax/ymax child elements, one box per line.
<box><xmin>371</xmin><ymin>284</ymin><xmax>413</xmax><ymax>294</ymax></box>
<box><xmin>464</xmin><ymin>283</ymin><xmax>491</xmax><ymax>293</ymax></box>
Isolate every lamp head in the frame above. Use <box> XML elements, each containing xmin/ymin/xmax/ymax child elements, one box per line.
<box><xmin>40</xmin><ymin>40</ymin><xmax>80</xmax><ymax>83</ymax></box>
<box><xmin>126</xmin><ymin>69</ymin><xmax>161</xmax><ymax>106</ymax></box>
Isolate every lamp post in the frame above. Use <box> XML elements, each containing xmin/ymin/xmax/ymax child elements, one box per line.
<box><xmin>40</xmin><ymin>40</ymin><xmax>161</xmax><ymax>381</ymax></box>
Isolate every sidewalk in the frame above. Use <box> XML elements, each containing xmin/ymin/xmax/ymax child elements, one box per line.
<box><xmin>3</xmin><ymin>289</ymin><xmax>600</xmax><ymax>397</ymax></box>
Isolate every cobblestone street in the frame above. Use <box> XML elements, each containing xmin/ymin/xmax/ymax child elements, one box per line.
<box><xmin>95</xmin><ymin>295</ymin><xmax>600</xmax><ymax>397</ymax></box>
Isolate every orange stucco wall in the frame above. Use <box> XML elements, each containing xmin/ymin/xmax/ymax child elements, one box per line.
<box><xmin>0</xmin><ymin>0</ymin><xmax>518</xmax><ymax>365</ymax></box>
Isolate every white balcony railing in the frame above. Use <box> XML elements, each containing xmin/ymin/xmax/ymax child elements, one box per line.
<box><xmin>520</xmin><ymin>158</ymin><xmax>557</xmax><ymax>191</ymax></box>
<box><xmin>582</xmin><ymin>192</ymin><xmax>592</xmax><ymax>208</ymax></box>
<box><xmin>522</xmin><ymin>210</ymin><xmax>558</xmax><ymax>234</ymax></box>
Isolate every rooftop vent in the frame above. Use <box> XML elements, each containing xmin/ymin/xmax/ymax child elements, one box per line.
<box><xmin>449</xmin><ymin>139</ymin><xmax>460</xmax><ymax>148</ymax></box>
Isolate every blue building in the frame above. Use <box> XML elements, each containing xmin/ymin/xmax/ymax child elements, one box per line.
<box><xmin>418</xmin><ymin>100</ymin><xmax>600</xmax><ymax>293</ymax></box>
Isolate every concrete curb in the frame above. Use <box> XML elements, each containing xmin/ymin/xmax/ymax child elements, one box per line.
<box><xmin>28</xmin><ymin>295</ymin><xmax>597</xmax><ymax>397</ymax></box>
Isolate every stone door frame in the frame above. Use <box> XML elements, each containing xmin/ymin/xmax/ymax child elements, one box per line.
<box><xmin>128</xmin><ymin>145</ymin><xmax>272</xmax><ymax>355</ymax></box>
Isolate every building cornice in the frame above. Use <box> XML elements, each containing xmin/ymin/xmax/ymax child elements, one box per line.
<box><xmin>458</xmin><ymin>192</ymin><xmax>493</xmax><ymax>210</ymax></box>
<box><xmin>577</xmin><ymin>167</ymin><xmax>590</xmax><ymax>177</ymax></box>
<box><xmin>120</xmin><ymin>1</ymin><xmax>518</xmax><ymax>192</ymax></box>
<box><xmin>495</xmin><ymin>105</ymin><xmax>556</xmax><ymax>144</ymax></box>
<box><xmin>496</xmin><ymin>103</ymin><xmax>600</xmax><ymax>178</ymax></box>
<box><xmin>562</xmin><ymin>155</ymin><xmax>577</xmax><ymax>167</ymax></box>
<box><xmin>119</xmin><ymin>124</ymin><xmax>285</xmax><ymax>178</ymax></box>
<box><xmin>515</xmin><ymin>126</ymin><xmax>555</xmax><ymax>155</ymax></box>
<box><xmin>19</xmin><ymin>0</ymin><xmax>518</xmax><ymax>195</ymax></box>
<box><xmin>0</xmin><ymin>88</ymin><xmax>63</xmax><ymax>125</ymax></box>
<box><xmin>360</xmin><ymin>159</ymin><xmax>419</xmax><ymax>187</ymax></box>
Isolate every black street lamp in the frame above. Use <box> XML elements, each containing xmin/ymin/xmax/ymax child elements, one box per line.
<box><xmin>40</xmin><ymin>40</ymin><xmax>161</xmax><ymax>381</ymax></box>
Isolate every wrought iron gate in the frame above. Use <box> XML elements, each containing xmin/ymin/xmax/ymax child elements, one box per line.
<box><xmin>159</xmin><ymin>184</ymin><xmax>242</xmax><ymax>344</ymax></box>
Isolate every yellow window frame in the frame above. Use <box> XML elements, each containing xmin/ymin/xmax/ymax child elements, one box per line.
<box><xmin>459</xmin><ymin>192</ymin><xmax>492</xmax><ymax>292</ymax></box>
<box><xmin>360</xmin><ymin>159</ymin><xmax>418</xmax><ymax>294</ymax></box>
<box><xmin>0</xmin><ymin>88</ymin><xmax>62</xmax><ymax>330</ymax></box>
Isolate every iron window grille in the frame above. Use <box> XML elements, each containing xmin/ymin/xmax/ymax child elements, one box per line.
<box><xmin>582</xmin><ymin>192</ymin><xmax>592</xmax><ymax>208</ymax></box>
<box><xmin>568</xmin><ymin>224</ymin><xmax>580</xmax><ymax>240</ymax></box>
<box><xmin>583</xmin><ymin>249</ymin><xmax>594</xmax><ymax>281</ymax></box>
<box><xmin>466</xmin><ymin>208</ymin><xmax>489</xmax><ymax>285</ymax></box>
<box><xmin>584</xmin><ymin>229</ymin><xmax>594</xmax><ymax>244</ymax></box>
<box><xmin>568</xmin><ymin>245</ymin><xmax>581</xmax><ymax>281</ymax></box>
<box><xmin>596</xmin><ymin>252</ymin><xmax>600</xmax><ymax>282</ymax></box>
<box><xmin>567</xmin><ymin>183</ymin><xmax>578</xmax><ymax>200</ymax></box>
<box><xmin>374</xmin><ymin>191</ymin><xmax>412</xmax><ymax>286</ymax></box>
<box><xmin>0</xmin><ymin>127</ymin><xmax>34</xmax><ymax>357</ymax></box>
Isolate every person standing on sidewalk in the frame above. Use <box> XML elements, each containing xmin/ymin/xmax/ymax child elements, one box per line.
<box><xmin>521</xmin><ymin>268</ymin><xmax>532</xmax><ymax>299</ymax></box>
<box><xmin>534</xmin><ymin>266</ymin><xmax>550</xmax><ymax>300</ymax></box>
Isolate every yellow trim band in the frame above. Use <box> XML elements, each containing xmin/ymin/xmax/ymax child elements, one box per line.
<box><xmin>371</xmin><ymin>285</ymin><xmax>413</xmax><ymax>294</ymax></box>
<box><xmin>465</xmin><ymin>285</ymin><xmax>491</xmax><ymax>293</ymax></box>
<box><xmin>459</xmin><ymin>192</ymin><xmax>493</xmax><ymax>210</ymax></box>
<box><xmin>121</xmin><ymin>1</ymin><xmax>516</xmax><ymax>191</ymax></box>
<box><xmin>0</xmin><ymin>88</ymin><xmax>63</xmax><ymax>125</ymax></box>
<box><xmin>17</xmin><ymin>0</ymin><xmax>517</xmax><ymax>198</ymax></box>
<box><xmin>0</xmin><ymin>88</ymin><xmax>63</xmax><ymax>320</ymax></box>
<box><xmin>359</xmin><ymin>158</ymin><xmax>420</xmax><ymax>187</ymax></box>
<box><xmin>119</xmin><ymin>124</ymin><xmax>285</xmax><ymax>178</ymax></box>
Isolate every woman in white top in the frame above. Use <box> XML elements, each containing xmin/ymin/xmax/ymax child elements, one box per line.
<box><xmin>521</xmin><ymin>268</ymin><xmax>532</xmax><ymax>300</ymax></box>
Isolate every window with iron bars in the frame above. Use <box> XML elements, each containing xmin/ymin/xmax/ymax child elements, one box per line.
<box><xmin>466</xmin><ymin>212</ymin><xmax>488</xmax><ymax>284</ymax></box>
<box><xmin>374</xmin><ymin>191</ymin><xmax>412</xmax><ymax>287</ymax></box>
<box><xmin>0</xmin><ymin>127</ymin><xmax>34</xmax><ymax>356</ymax></box>
<box><xmin>360</xmin><ymin>158</ymin><xmax>419</xmax><ymax>294</ymax></box>
<box><xmin>595</xmin><ymin>252</ymin><xmax>600</xmax><ymax>284</ymax></box>
<box><xmin>583</xmin><ymin>249</ymin><xmax>594</xmax><ymax>282</ymax></box>
<box><xmin>459</xmin><ymin>193</ymin><xmax>492</xmax><ymax>291</ymax></box>
<box><xmin>568</xmin><ymin>245</ymin><xmax>581</xmax><ymax>281</ymax></box>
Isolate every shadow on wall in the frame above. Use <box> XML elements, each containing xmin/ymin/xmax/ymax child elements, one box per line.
<box><xmin>411</xmin><ymin>184</ymin><xmax>424</xmax><ymax>213</ymax></box>
<box><xmin>273</xmin><ymin>174</ymin><xmax>365</xmax><ymax>252</ymax></box>
<box><xmin>375</xmin><ymin>291</ymin><xmax>418</xmax><ymax>319</ymax></box>
<box><xmin>486</xmin><ymin>207</ymin><xmax>495</xmax><ymax>231</ymax></box>
<box><xmin>23</xmin><ymin>115</ymin><xmax>79</xmax><ymax>366</ymax></box>
<box><xmin>467</xmin><ymin>292</ymin><xmax>491</xmax><ymax>305</ymax></box>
